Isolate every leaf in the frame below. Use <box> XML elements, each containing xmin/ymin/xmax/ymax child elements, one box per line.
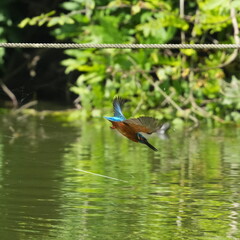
<box><xmin>29</xmin><ymin>16</ymin><xmax>40</xmax><ymax>26</ymax></box>
<box><xmin>131</xmin><ymin>4</ymin><xmax>141</xmax><ymax>15</ymax></box>
<box><xmin>230</xmin><ymin>0</ymin><xmax>240</xmax><ymax>9</ymax></box>
<box><xmin>180</xmin><ymin>49</ymin><xmax>196</xmax><ymax>56</ymax></box>
<box><xmin>231</xmin><ymin>112</ymin><xmax>240</xmax><ymax>122</ymax></box>
<box><xmin>45</xmin><ymin>10</ymin><xmax>56</xmax><ymax>17</ymax></box>
<box><xmin>18</xmin><ymin>18</ymin><xmax>30</xmax><ymax>28</ymax></box>
<box><xmin>61</xmin><ymin>58</ymin><xmax>81</xmax><ymax>73</ymax></box>
<box><xmin>47</xmin><ymin>17</ymin><xmax>61</xmax><ymax>27</ymax></box>
<box><xmin>61</xmin><ymin>2</ymin><xmax>80</xmax><ymax>11</ymax></box>
<box><xmin>38</xmin><ymin>18</ymin><xmax>47</xmax><ymax>26</ymax></box>
<box><xmin>172</xmin><ymin>118</ymin><xmax>184</xmax><ymax>128</ymax></box>
<box><xmin>108</xmin><ymin>0</ymin><xmax>130</xmax><ymax>8</ymax></box>
<box><xmin>77</xmin><ymin>64</ymin><xmax>105</xmax><ymax>72</ymax></box>
<box><xmin>64</xmin><ymin>16</ymin><xmax>75</xmax><ymax>24</ymax></box>
<box><xmin>201</xmin><ymin>0</ymin><xmax>227</xmax><ymax>10</ymax></box>
<box><xmin>76</xmin><ymin>73</ymin><xmax>104</xmax><ymax>85</ymax></box>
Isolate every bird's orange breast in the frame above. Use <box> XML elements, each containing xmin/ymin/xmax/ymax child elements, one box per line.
<box><xmin>110</xmin><ymin>121</ymin><xmax>138</xmax><ymax>142</ymax></box>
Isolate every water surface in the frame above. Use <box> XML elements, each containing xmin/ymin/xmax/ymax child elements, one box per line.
<box><xmin>0</xmin><ymin>113</ymin><xmax>240</xmax><ymax>239</ymax></box>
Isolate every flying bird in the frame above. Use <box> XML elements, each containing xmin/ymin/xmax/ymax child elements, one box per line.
<box><xmin>104</xmin><ymin>97</ymin><xmax>170</xmax><ymax>151</ymax></box>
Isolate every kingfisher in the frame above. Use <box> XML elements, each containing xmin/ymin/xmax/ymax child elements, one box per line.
<box><xmin>104</xmin><ymin>97</ymin><xmax>170</xmax><ymax>151</ymax></box>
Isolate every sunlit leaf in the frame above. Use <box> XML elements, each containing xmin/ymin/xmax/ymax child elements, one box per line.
<box><xmin>131</xmin><ymin>4</ymin><xmax>141</xmax><ymax>15</ymax></box>
<box><xmin>18</xmin><ymin>18</ymin><xmax>30</xmax><ymax>28</ymax></box>
<box><xmin>201</xmin><ymin>0</ymin><xmax>227</xmax><ymax>10</ymax></box>
<box><xmin>61</xmin><ymin>2</ymin><xmax>81</xmax><ymax>11</ymax></box>
<box><xmin>47</xmin><ymin>17</ymin><xmax>61</xmax><ymax>27</ymax></box>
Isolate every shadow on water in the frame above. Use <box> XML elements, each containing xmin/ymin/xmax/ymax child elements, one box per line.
<box><xmin>0</xmin><ymin>113</ymin><xmax>240</xmax><ymax>240</ymax></box>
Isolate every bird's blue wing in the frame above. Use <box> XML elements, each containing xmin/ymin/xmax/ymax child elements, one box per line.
<box><xmin>104</xmin><ymin>116</ymin><xmax>123</xmax><ymax>122</ymax></box>
<box><xmin>113</xmin><ymin>96</ymin><xmax>127</xmax><ymax>120</ymax></box>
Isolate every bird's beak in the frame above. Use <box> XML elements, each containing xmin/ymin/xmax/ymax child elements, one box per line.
<box><xmin>144</xmin><ymin>140</ymin><xmax>158</xmax><ymax>151</ymax></box>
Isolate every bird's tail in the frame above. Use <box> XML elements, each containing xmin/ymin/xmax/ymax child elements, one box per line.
<box><xmin>157</xmin><ymin>122</ymin><xmax>170</xmax><ymax>135</ymax></box>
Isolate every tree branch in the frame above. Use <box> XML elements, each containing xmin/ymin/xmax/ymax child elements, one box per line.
<box><xmin>0</xmin><ymin>80</ymin><xmax>18</xmax><ymax>108</ymax></box>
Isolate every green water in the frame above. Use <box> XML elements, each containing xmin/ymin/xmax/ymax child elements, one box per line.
<box><xmin>0</xmin><ymin>113</ymin><xmax>240</xmax><ymax>240</ymax></box>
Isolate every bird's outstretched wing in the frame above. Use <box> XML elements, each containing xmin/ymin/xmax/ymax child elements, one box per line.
<box><xmin>113</xmin><ymin>96</ymin><xmax>127</xmax><ymax>120</ymax></box>
<box><xmin>123</xmin><ymin>117</ymin><xmax>162</xmax><ymax>134</ymax></box>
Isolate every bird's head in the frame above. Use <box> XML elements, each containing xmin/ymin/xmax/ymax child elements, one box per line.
<box><xmin>136</xmin><ymin>133</ymin><xmax>158</xmax><ymax>151</ymax></box>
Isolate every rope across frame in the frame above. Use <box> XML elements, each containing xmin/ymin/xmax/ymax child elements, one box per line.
<box><xmin>0</xmin><ymin>43</ymin><xmax>240</xmax><ymax>49</ymax></box>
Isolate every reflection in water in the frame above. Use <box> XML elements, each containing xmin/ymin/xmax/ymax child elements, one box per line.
<box><xmin>0</xmin><ymin>113</ymin><xmax>240</xmax><ymax>239</ymax></box>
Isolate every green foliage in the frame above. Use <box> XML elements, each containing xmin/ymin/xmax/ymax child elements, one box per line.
<box><xmin>221</xmin><ymin>76</ymin><xmax>240</xmax><ymax>122</ymax></box>
<box><xmin>0</xmin><ymin>6</ymin><xmax>7</xmax><ymax>69</ymax></box>
<box><xmin>18</xmin><ymin>0</ymin><xmax>240</xmax><ymax>123</ymax></box>
<box><xmin>18</xmin><ymin>11</ymin><xmax>75</xmax><ymax>28</ymax></box>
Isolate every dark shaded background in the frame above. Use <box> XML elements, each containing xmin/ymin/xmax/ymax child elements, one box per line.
<box><xmin>0</xmin><ymin>0</ymin><xmax>77</xmax><ymax>107</ymax></box>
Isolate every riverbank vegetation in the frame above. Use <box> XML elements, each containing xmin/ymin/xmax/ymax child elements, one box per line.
<box><xmin>1</xmin><ymin>0</ymin><xmax>240</xmax><ymax>125</ymax></box>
